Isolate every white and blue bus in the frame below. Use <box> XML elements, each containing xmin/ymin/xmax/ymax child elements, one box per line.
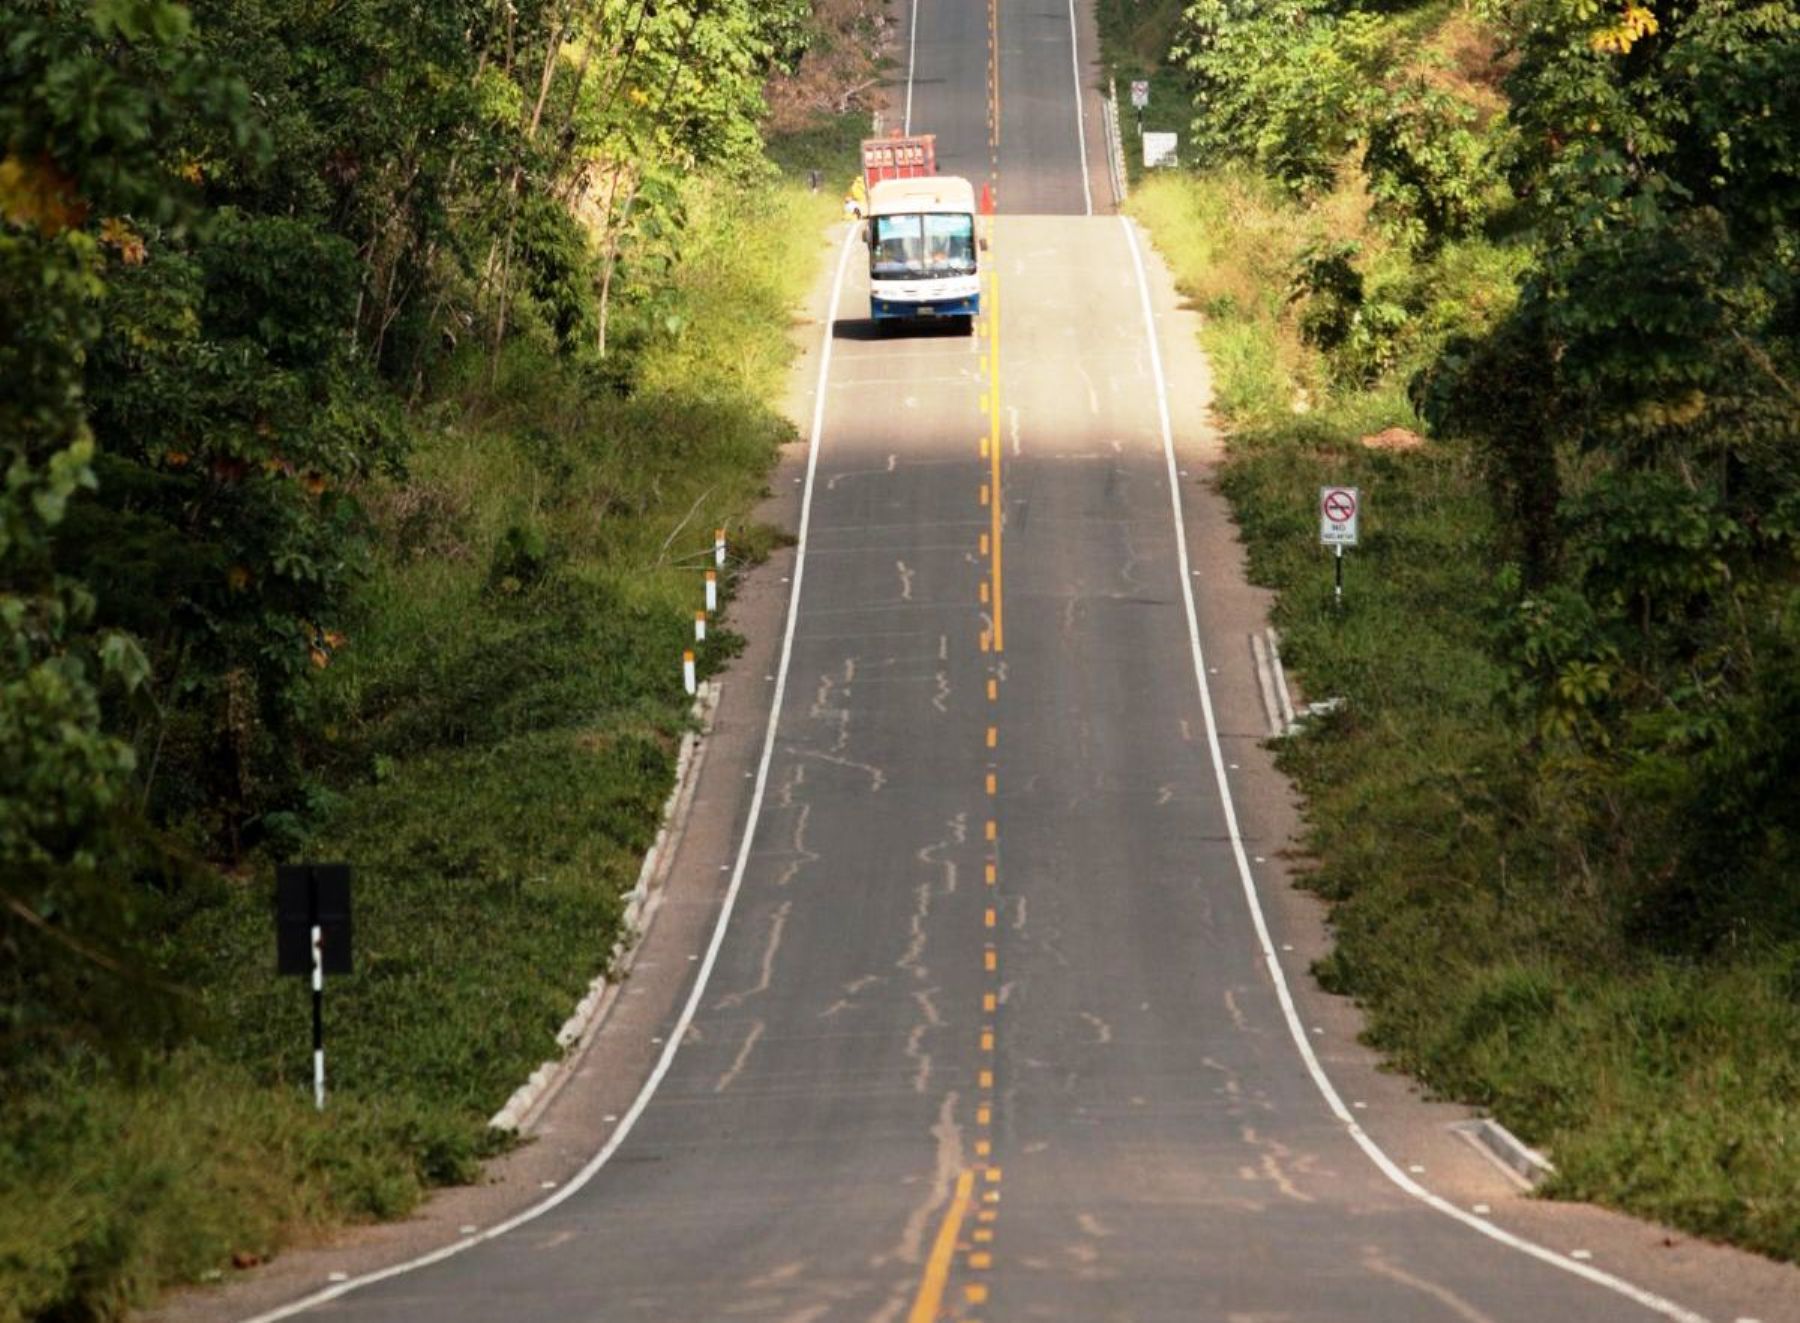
<box><xmin>866</xmin><ymin>176</ymin><xmax>982</xmax><ymax>333</ymax></box>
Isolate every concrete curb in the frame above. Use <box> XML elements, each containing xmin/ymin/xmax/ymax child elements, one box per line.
<box><xmin>1103</xmin><ymin>76</ymin><xmax>1129</xmax><ymax>205</ymax></box>
<box><xmin>488</xmin><ymin>681</ymin><xmax>721</xmax><ymax>1133</ymax></box>
<box><xmin>1251</xmin><ymin>627</ymin><xmax>1299</xmax><ymax>737</ymax></box>
<box><xmin>1452</xmin><ymin>1117</ymin><xmax>1555</xmax><ymax>1189</ymax></box>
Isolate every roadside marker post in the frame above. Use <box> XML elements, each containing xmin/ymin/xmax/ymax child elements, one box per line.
<box><xmin>695</xmin><ymin>610</ymin><xmax>707</xmax><ymax>643</ymax></box>
<box><xmin>713</xmin><ymin>529</ymin><xmax>727</xmax><ymax>569</ymax></box>
<box><xmin>276</xmin><ymin>864</ymin><xmax>353</xmax><ymax>1111</ymax></box>
<box><xmin>683</xmin><ymin>649</ymin><xmax>697</xmax><ymax>696</ymax></box>
<box><xmin>704</xmin><ymin>570</ymin><xmax>718</xmax><ymax>613</ymax></box>
<box><xmin>1319</xmin><ymin>486</ymin><xmax>1360</xmax><ymax>608</ymax></box>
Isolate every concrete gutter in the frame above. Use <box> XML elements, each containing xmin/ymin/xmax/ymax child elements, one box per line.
<box><xmin>488</xmin><ymin>681</ymin><xmax>721</xmax><ymax>1133</ymax></box>
<box><xmin>1103</xmin><ymin>76</ymin><xmax>1129</xmax><ymax>205</ymax></box>
<box><xmin>1452</xmin><ymin>1117</ymin><xmax>1556</xmax><ymax>1189</ymax></box>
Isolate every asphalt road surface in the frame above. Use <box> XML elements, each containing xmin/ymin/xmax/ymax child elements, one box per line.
<box><xmin>252</xmin><ymin>2</ymin><xmax>1785</xmax><ymax>1320</ymax></box>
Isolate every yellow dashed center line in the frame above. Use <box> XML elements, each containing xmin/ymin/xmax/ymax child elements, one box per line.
<box><xmin>951</xmin><ymin>12</ymin><xmax>1008</xmax><ymax>1309</ymax></box>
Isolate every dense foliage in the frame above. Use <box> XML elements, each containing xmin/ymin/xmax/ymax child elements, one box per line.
<box><xmin>2</xmin><ymin>1</ymin><xmax>865</xmax><ymax>1315</ymax></box>
<box><xmin>1416</xmin><ymin>0</ymin><xmax>1800</xmax><ymax>952</ymax></box>
<box><xmin>1174</xmin><ymin>0</ymin><xmax>1800</xmax><ymax>952</ymax></box>
<box><xmin>1123</xmin><ymin>0</ymin><xmax>1800</xmax><ymax>1258</ymax></box>
<box><xmin>1</xmin><ymin>0</ymin><xmax>805</xmax><ymax>1085</ymax></box>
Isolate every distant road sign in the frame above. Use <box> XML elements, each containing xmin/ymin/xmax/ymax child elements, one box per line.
<box><xmin>1320</xmin><ymin>486</ymin><xmax>1359</xmax><ymax>547</ymax></box>
<box><xmin>1143</xmin><ymin>132</ymin><xmax>1179</xmax><ymax>169</ymax></box>
<box><xmin>1130</xmin><ymin>80</ymin><xmax>1150</xmax><ymax>109</ymax></box>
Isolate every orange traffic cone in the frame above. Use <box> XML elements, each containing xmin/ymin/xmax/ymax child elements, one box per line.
<box><xmin>979</xmin><ymin>182</ymin><xmax>995</xmax><ymax>216</ymax></box>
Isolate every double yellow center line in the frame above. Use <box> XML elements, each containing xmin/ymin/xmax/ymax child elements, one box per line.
<box><xmin>987</xmin><ymin>272</ymin><xmax>1004</xmax><ymax>653</ymax></box>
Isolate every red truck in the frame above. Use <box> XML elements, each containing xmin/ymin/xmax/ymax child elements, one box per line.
<box><xmin>861</xmin><ymin>132</ymin><xmax>937</xmax><ymax>187</ymax></box>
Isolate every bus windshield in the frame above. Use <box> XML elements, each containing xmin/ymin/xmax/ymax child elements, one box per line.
<box><xmin>871</xmin><ymin>212</ymin><xmax>977</xmax><ymax>280</ymax></box>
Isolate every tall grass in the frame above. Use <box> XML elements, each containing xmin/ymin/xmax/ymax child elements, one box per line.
<box><xmin>0</xmin><ymin>124</ymin><xmax>855</xmax><ymax>1322</ymax></box>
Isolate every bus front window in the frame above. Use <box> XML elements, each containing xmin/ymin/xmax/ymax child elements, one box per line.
<box><xmin>873</xmin><ymin>213</ymin><xmax>975</xmax><ymax>279</ymax></box>
<box><xmin>923</xmin><ymin>214</ymin><xmax>975</xmax><ymax>275</ymax></box>
<box><xmin>873</xmin><ymin>215</ymin><xmax>922</xmax><ymax>278</ymax></box>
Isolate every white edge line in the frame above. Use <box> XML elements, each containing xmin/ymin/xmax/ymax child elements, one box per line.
<box><xmin>904</xmin><ymin>0</ymin><xmax>920</xmax><ymax>134</ymax></box>
<box><xmin>237</xmin><ymin>225</ymin><xmax>863</xmax><ymax>1323</ymax></box>
<box><xmin>1067</xmin><ymin>0</ymin><xmax>1093</xmax><ymax>216</ymax></box>
<box><xmin>1117</xmin><ymin>213</ymin><xmax>1710</xmax><ymax>1323</ymax></box>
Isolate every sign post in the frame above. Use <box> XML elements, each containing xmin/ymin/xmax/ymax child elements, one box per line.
<box><xmin>277</xmin><ymin>864</ymin><xmax>353</xmax><ymax>1110</ymax></box>
<box><xmin>1130</xmin><ymin>79</ymin><xmax>1149</xmax><ymax>137</ymax></box>
<box><xmin>1318</xmin><ymin>486</ymin><xmax>1360</xmax><ymax>607</ymax></box>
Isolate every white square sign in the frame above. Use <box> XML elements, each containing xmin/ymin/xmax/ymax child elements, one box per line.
<box><xmin>1320</xmin><ymin>486</ymin><xmax>1359</xmax><ymax>547</ymax></box>
<box><xmin>1143</xmin><ymin>132</ymin><xmax>1179</xmax><ymax>169</ymax></box>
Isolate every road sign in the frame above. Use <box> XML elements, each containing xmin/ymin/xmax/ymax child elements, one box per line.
<box><xmin>276</xmin><ymin>863</ymin><xmax>353</xmax><ymax>975</ymax></box>
<box><xmin>1130</xmin><ymin>80</ymin><xmax>1150</xmax><ymax>109</ymax></box>
<box><xmin>1320</xmin><ymin>486</ymin><xmax>1359</xmax><ymax>547</ymax></box>
<box><xmin>1143</xmin><ymin>132</ymin><xmax>1179</xmax><ymax>169</ymax></box>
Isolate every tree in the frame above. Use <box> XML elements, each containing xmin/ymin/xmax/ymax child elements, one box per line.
<box><xmin>0</xmin><ymin>0</ymin><xmax>243</xmax><ymax>1070</ymax></box>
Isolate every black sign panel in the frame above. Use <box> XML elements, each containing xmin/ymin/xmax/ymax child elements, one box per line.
<box><xmin>276</xmin><ymin>863</ymin><xmax>353</xmax><ymax>976</ymax></box>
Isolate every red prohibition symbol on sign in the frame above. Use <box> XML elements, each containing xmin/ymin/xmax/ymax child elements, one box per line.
<box><xmin>1323</xmin><ymin>489</ymin><xmax>1357</xmax><ymax>523</ymax></box>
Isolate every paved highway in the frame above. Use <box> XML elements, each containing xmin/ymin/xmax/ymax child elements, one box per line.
<box><xmin>239</xmin><ymin>2</ymin><xmax>1792</xmax><ymax>1320</ymax></box>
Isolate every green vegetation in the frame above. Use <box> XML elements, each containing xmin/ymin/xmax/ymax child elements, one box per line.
<box><xmin>1099</xmin><ymin>0</ymin><xmax>1191</xmax><ymax>179</ymax></box>
<box><xmin>1</xmin><ymin>0</ymin><xmax>870</xmax><ymax>1315</ymax></box>
<box><xmin>1105</xmin><ymin>0</ymin><xmax>1800</xmax><ymax>1261</ymax></box>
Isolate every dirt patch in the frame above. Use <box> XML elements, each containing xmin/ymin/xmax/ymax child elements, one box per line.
<box><xmin>1419</xmin><ymin>14</ymin><xmax>1510</xmax><ymax>121</ymax></box>
<box><xmin>1359</xmin><ymin>426</ymin><xmax>1426</xmax><ymax>452</ymax></box>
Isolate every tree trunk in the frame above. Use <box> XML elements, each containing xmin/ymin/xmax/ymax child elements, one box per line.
<box><xmin>596</xmin><ymin>176</ymin><xmax>640</xmax><ymax>359</ymax></box>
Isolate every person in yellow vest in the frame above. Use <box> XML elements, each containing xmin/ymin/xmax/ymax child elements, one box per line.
<box><xmin>843</xmin><ymin>174</ymin><xmax>867</xmax><ymax>219</ymax></box>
